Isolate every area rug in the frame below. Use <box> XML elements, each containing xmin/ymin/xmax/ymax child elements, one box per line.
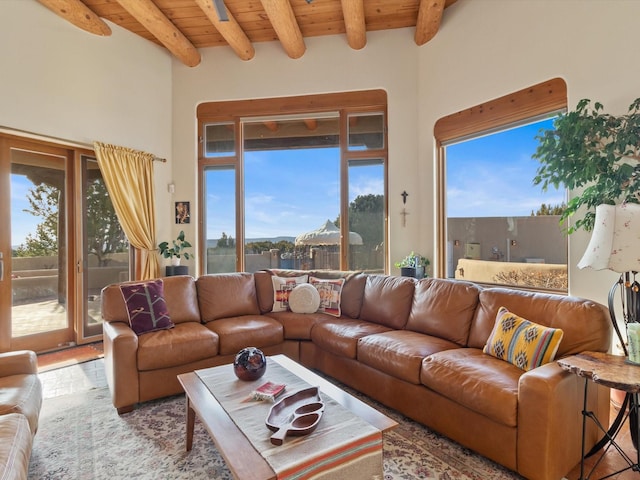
<box><xmin>28</xmin><ymin>387</ymin><xmax>523</xmax><ymax>480</ymax></box>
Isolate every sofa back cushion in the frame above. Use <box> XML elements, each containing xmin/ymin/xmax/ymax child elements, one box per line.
<box><xmin>254</xmin><ymin>269</ymin><xmax>366</xmax><ymax>318</ymax></box>
<box><xmin>101</xmin><ymin>275</ymin><xmax>200</xmax><ymax>325</ymax></box>
<box><xmin>120</xmin><ymin>280</ymin><xmax>175</xmax><ymax>335</ymax></box>
<box><xmin>254</xmin><ymin>269</ymin><xmax>309</xmax><ymax>313</ymax></box>
<box><xmin>360</xmin><ymin>275</ymin><xmax>415</xmax><ymax>329</ymax></box>
<box><xmin>405</xmin><ymin>278</ymin><xmax>481</xmax><ymax>345</ymax></box>
<box><xmin>468</xmin><ymin>287</ymin><xmax>612</xmax><ymax>357</ymax></box>
<box><xmin>196</xmin><ymin>273</ymin><xmax>260</xmax><ymax>322</ymax></box>
<box><xmin>308</xmin><ymin>270</ymin><xmax>366</xmax><ymax>318</ymax></box>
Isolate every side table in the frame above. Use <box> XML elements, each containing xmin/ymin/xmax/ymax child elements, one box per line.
<box><xmin>558</xmin><ymin>351</ymin><xmax>640</xmax><ymax>479</ymax></box>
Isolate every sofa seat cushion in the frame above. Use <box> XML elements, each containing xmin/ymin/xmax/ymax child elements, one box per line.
<box><xmin>0</xmin><ymin>374</ymin><xmax>42</xmax><ymax>434</ymax></box>
<box><xmin>0</xmin><ymin>413</ymin><xmax>32</xmax><ymax>479</ymax></box>
<box><xmin>311</xmin><ymin>318</ymin><xmax>392</xmax><ymax>359</ymax></box>
<box><xmin>358</xmin><ymin>331</ymin><xmax>460</xmax><ymax>384</ymax></box>
<box><xmin>205</xmin><ymin>315</ymin><xmax>284</xmax><ymax>355</ymax></box>
<box><xmin>137</xmin><ymin>322</ymin><xmax>219</xmax><ymax>371</ymax></box>
<box><xmin>421</xmin><ymin>348</ymin><xmax>521</xmax><ymax>427</ymax></box>
<box><xmin>266</xmin><ymin>311</ymin><xmax>333</xmax><ymax>340</ymax></box>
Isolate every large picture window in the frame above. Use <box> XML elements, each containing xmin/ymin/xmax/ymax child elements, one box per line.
<box><xmin>198</xmin><ymin>91</ymin><xmax>387</xmax><ymax>274</ymax></box>
<box><xmin>435</xmin><ymin>79</ymin><xmax>568</xmax><ymax>292</ymax></box>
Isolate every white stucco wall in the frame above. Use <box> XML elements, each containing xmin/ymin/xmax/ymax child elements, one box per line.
<box><xmin>0</xmin><ymin>0</ymin><xmax>173</xmax><ymax>245</ymax></box>
<box><xmin>3</xmin><ymin>0</ymin><xmax>639</xmax><ymax>308</ymax></box>
<box><xmin>416</xmin><ymin>0</ymin><xmax>640</xmax><ymax>304</ymax></box>
<box><xmin>172</xmin><ymin>29</ymin><xmax>421</xmax><ymax>274</ymax></box>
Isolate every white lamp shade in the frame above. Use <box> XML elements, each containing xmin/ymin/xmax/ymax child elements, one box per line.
<box><xmin>578</xmin><ymin>203</ymin><xmax>640</xmax><ymax>273</ymax></box>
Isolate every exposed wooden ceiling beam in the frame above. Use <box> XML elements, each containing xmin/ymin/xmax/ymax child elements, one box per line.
<box><xmin>340</xmin><ymin>0</ymin><xmax>366</xmax><ymax>50</ymax></box>
<box><xmin>415</xmin><ymin>0</ymin><xmax>446</xmax><ymax>46</ymax></box>
<box><xmin>37</xmin><ymin>0</ymin><xmax>111</xmax><ymax>36</ymax></box>
<box><xmin>259</xmin><ymin>0</ymin><xmax>306</xmax><ymax>59</ymax></box>
<box><xmin>263</xmin><ymin>121</ymin><xmax>279</xmax><ymax>132</ymax></box>
<box><xmin>193</xmin><ymin>0</ymin><xmax>255</xmax><ymax>61</ymax></box>
<box><xmin>304</xmin><ymin>119</ymin><xmax>317</xmax><ymax>131</ymax></box>
<box><xmin>115</xmin><ymin>0</ymin><xmax>201</xmax><ymax>67</ymax></box>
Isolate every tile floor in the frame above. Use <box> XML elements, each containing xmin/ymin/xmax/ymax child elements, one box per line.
<box><xmin>38</xmin><ymin>358</ymin><xmax>107</xmax><ymax>399</ymax></box>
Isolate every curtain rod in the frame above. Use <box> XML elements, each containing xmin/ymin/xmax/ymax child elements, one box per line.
<box><xmin>0</xmin><ymin>126</ymin><xmax>167</xmax><ymax>162</ymax></box>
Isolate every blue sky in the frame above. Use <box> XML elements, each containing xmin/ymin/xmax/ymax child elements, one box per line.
<box><xmin>205</xmin><ymin>148</ymin><xmax>384</xmax><ymax>240</ymax></box>
<box><xmin>11</xmin><ymin>117</ymin><xmax>563</xmax><ymax>246</ymax></box>
<box><xmin>446</xmin><ymin>117</ymin><xmax>565</xmax><ymax>218</ymax></box>
<box><xmin>10</xmin><ymin>174</ymin><xmax>36</xmax><ymax>247</ymax></box>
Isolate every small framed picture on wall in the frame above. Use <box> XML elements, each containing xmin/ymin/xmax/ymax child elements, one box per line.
<box><xmin>175</xmin><ymin>201</ymin><xmax>190</xmax><ymax>224</ymax></box>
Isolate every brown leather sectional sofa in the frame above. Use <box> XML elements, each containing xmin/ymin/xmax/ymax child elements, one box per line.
<box><xmin>101</xmin><ymin>269</ymin><xmax>612</xmax><ymax>480</ymax></box>
<box><xmin>0</xmin><ymin>350</ymin><xmax>42</xmax><ymax>480</ymax></box>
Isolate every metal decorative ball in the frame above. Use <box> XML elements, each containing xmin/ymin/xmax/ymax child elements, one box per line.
<box><xmin>233</xmin><ymin>347</ymin><xmax>267</xmax><ymax>381</ymax></box>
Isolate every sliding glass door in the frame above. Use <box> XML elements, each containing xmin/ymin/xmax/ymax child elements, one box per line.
<box><xmin>80</xmin><ymin>155</ymin><xmax>130</xmax><ymax>338</ymax></box>
<box><xmin>0</xmin><ymin>136</ymin><xmax>128</xmax><ymax>352</ymax></box>
<box><xmin>0</xmin><ymin>138</ymin><xmax>74</xmax><ymax>352</ymax></box>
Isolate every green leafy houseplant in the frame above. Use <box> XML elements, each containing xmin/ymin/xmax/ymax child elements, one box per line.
<box><xmin>532</xmin><ymin>98</ymin><xmax>640</xmax><ymax>233</ymax></box>
<box><xmin>394</xmin><ymin>251</ymin><xmax>430</xmax><ymax>269</ymax></box>
<box><xmin>395</xmin><ymin>252</ymin><xmax>430</xmax><ymax>278</ymax></box>
<box><xmin>158</xmin><ymin>230</ymin><xmax>192</xmax><ymax>262</ymax></box>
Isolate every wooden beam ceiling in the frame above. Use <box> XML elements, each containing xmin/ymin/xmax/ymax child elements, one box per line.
<box><xmin>259</xmin><ymin>0</ymin><xmax>306</xmax><ymax>59</ymax></box>
<box><xmin>37</xmin><ymin>0</ymin><xmax>111</xmax><ymax>36</ymax></box>
<box><xmin>192</xmin><ymin>0</ymin><xmax>255</xmax><ymax>61</ymax></box>
<box><xmin>340</xmin><ymin>0</ymin><xmax>366</xmax><ymax>50</ymax></box>
<box><xmin>36</xmin><ymin>0</ymin><xmax>459</xmax><ymax>67</ymax></box>
<box><xmin>415</xmin><ymin>0</ymin><xmax>446</xmax><ymax>46</ymax></box>
<box><xmin>115</xmin><ymin>0</ymin><xmax>201</xmax><ymax>67</ymax></box>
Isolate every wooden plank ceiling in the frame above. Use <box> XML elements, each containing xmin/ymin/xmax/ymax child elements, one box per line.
<box><xmin>37</xmin><ymin>0</ymin><xmax>459</xmax><ymax>67</ymax></box>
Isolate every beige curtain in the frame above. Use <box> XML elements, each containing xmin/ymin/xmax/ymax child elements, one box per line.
<box><xmin>94</xmin><ymin>142</ymin><xmax>159</xmax><ymax>280</ymax></box>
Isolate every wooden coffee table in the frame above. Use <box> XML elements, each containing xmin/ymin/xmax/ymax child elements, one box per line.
<box><xmin>177</xmin><ymin>354</ymin><xmax>397</xmax><ymax>480</ymax></box>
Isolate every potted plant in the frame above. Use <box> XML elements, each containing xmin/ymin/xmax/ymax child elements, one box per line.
<box><xmin>395</xmin><ymin>252</ymin><xmax>430</xmax><ymax>278</ymax></box>
<box><xmin>534</xmin><ymin>99</ymin><xmax>640</xmax><ymax>435</ymax></box>
<box><xmin>158</xmin><ymin>230</ymin><xmax>192</xmax><ymax>274</ymax></box>
<box><xmin>532</xmin><ymin>97</ymin><xmax>640</xmax><ymax>234</ymax></box>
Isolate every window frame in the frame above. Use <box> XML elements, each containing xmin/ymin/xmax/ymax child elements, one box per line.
<box><xmin>434</xmin><ymin>78</ymin><xmax>568</xmax><ymax>284</ymax></box>
<box><xmin>197</xmin><ymin>90</ymin><xmax>388</xmax><ymax>274</ymax></box>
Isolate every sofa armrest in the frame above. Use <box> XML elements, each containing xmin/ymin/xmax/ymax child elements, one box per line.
<box><xmin>103</xmin><ymin>321</ymin><xmax>139</xmax><ymax>413</ymax></box>
<box><xmin>517</xmin><ymin>361</ymin><xmax>609</xmax><ymax>480</ymax></box>
<box><xmin>0</xmin><ymin>350</ymin><xmax>38</xmax><ymax>377</ymax></box>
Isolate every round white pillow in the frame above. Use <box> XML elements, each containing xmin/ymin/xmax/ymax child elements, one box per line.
<box><xmin>288</xmin><ymin>283</ymin><xmax>321</xmax><ymax>314</ymax></box>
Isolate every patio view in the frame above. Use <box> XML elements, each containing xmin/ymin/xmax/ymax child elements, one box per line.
<box><xmin>10</xmin><ymin>155</ymin><xmax>129</xmax><ymax>339</ymax></box>
<box><xmin>444</xmin><ymin>116</ymin><xmax>567</xmax><ymax>292</ymax></box>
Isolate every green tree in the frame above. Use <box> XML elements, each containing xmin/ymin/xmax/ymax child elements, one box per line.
<box><xmin>14</xmin><ymin>179</ymin><xmax>128</xmax><ymax>265</ymax></box>
<box><xmin>531</xmin><ymin>202</ymin><xmax>567</xmax><ymax>216</ymax></box>
<box><xmin>336</xmin><ymin>194</ymin><xmax>384</xmax><ymax>247</ymax></box>
<box><xmin>13</xmin><ymin>184</ymin><xmax>60</xmax><ymax>257</ymax></box>
<box><xmin>245</xmin><ymin>239</ymin><xmax>294</xmax><ymax>254</ymax></box>
<box><xmin>216</xmin><ymin>232</ymin><xmax>236</xmax><ymax>249</ymax></box>
<box><xmin>85</xmin><ymin>179</ymin><xmax>128</xmax><ymax>266</ymax></box>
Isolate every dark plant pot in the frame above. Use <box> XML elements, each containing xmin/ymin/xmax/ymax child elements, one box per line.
<box><xmin>233</xmin><ymin>347</ymin><xmax>267</xmax><ymax>381</ymax></box>
<box><xmin>415</xmin><ymin>266</ymin><xmax>425</xmax><ymax>279</ymax></box>
<box><xmin>400</xmin><ymin>267</ymin><xmax>416</xmax><ymax>277</ymax></box>
<box><xmin>165</xmin><ymin>265</ymin><xmax>188</xmax><ymax>276</ymax></box>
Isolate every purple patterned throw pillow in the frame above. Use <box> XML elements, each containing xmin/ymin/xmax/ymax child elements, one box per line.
<box><xmin>119</xmin><ymin>280</ymin><xmax>174</xmax><ymax>335</ymax></box>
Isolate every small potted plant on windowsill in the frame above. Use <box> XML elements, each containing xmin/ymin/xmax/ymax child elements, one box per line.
<box><xmin>158</xmin><ymin>230</ymin><xmax>192</xmax><ymax>276</ymax></box>
<box><xmin>395</xmin><ymin>252</ymin><xmax>430</xmax><ymax>278</ymax></box>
